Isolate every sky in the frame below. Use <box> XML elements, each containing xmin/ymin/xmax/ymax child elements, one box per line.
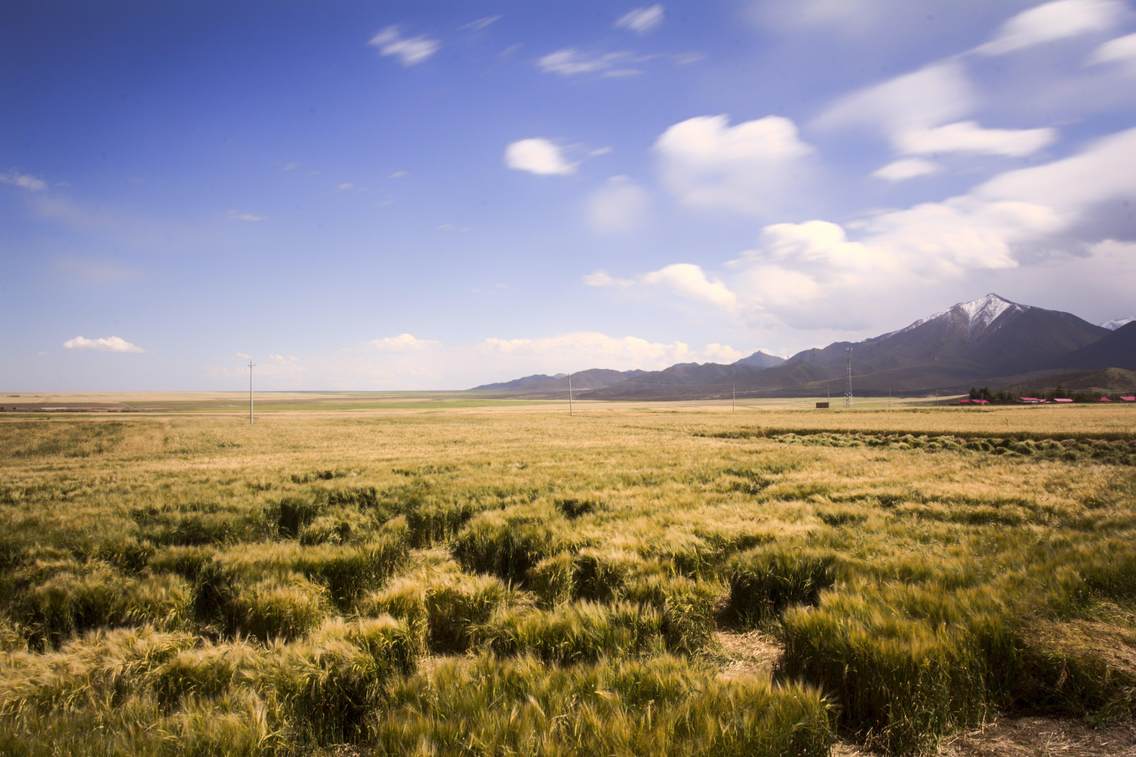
<box><xmin>2</xmin><ymin>0</ymin><xmax>1135</xmax><ymax>391</ymax></box>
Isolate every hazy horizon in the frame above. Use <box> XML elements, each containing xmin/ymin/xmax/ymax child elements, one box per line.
<box><xmin>4</xmin><ymin>1</ymin><xmax>1136</xmax><ymax>391</ymax></box>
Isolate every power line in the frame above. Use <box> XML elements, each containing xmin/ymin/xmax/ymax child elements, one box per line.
<box><xmin>248</xmin><ymin>359</ymin><xmax>255</xmax><ymax>425</ymax></box>
<box><xmin>845</xmin><ymin>347</ymin><xmax>853</xmax><ymax>408</ymax></box>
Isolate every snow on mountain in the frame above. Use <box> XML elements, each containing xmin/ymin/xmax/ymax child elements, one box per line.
<box><xmin>1101</xmin><ymin>317</ymin><xmax>1134</xmax><ymax>331</ymax></box>
<box><xmin>893</xmin><ymin>293</ymin><xmax>1026</xmax><ymax>339</ymax></box>
<box><xmin>951</xmin><ymin>293</ymin><xmax>1025</xmax><ymax>333</ymax></box>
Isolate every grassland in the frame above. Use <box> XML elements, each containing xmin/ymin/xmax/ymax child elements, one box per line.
<box><xmin>0</xmin><ymin>399</ymin><xmax>1134</xmax><ymax>755</ymax></box>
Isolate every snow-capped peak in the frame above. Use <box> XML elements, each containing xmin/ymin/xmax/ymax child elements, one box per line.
<box><xmin>954</xmin><ymin>293</ymin><xmax>1017</xmax><ymax>325</ymax></box>
<box><xmin>1101</xmin><ymin>317</ymin><xmax>1134</xmax><ymax>331</ymax></box>
<box><xmin>947</xmin><ymin>293</ymin><xmax>1027</xmax><ymax>334</ymax></box>
<box><xmin>895</xmin><ymin>294</ymin><xmax>1025</xmax><ymax>338</ymax></box>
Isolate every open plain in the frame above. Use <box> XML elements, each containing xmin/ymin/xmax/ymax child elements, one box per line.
<box><xmin>1</xmin><ymin>395</ymin><xmax>1134</xmax><ymax>755</ymax></box>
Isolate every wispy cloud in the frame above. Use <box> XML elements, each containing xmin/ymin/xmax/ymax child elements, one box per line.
<box><xmin>460</xmin><ymin>15</ymin><xmax>501</xmax><ymax>32</ymax></box>
<box><xmin>585</xmin><ymin>176</ymin><xmax>650</xmax><ymax>233</ymax></box>
<box><xmin>53</xmin><ymin>257</ymin><xmax>142</xmax><ymax>284</ymax></box>
<box><xmin>586</xmin><ymin>262</ymin><xmax>737</xmax><ymax>311</ymax></box>
<box><xmin>538</xmin><ymin>49</ymin><xmax>646</xmax><ymax>77</ymax></box>
<box><xmin>872</xmin><ymin>158</ymin><xmax>941</xmax><ymax>181</ymax></box>
<box><xmin>227</xmin><ymin>210</ymin><xmax>265</xmax><ymax>223</ymax></box>
<box><xmin>63</xmin><ymin>335</ymin><xmax>144</xmax><ymax>353</ymax></box>
<box><xmin>1</xmin><ymin>170</ymin><xmax>47</xmax><ymax>192</ymax></box>
<box><xmin>615</xmin><ymin>5</ymin><xmax>664</xmax><ymax>34</ymax></box>
<box><xmin>368</xmin><ymin>26</ymin><xmax>440</xmax><ymax>67</ymax></box>
<box><xmin>977</xmin><ymin>0</ymin><xmax>1124</xmax><ymax>56</ymax></box>
<box><xmin>370</xmin><ymin>333</ymin><xmax>439</xmax><ymax>351</ymax></box>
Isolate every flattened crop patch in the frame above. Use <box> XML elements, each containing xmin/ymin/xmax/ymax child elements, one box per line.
<box><xmin>703</xmin><ymin>429</ymin><xmax>1136</xmax><ymax>465</ymax></box>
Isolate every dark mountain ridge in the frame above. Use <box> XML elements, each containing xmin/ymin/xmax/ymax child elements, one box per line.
<box><xmin>471</xmin><ymin>295</ymin><xmax>1126</xmax><ymax>399</ymax></box>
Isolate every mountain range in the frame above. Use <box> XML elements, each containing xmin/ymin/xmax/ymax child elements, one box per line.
<box><xmin>471</xmin><ymin>294</ymin><xmax>1136</xmax><ymax>399</ymax></box>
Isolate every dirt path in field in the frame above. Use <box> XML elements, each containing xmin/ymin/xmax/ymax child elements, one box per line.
<box><xmin>713</xmin><ymin>629</ymin><xmax>783</xmax><ymax>680</ymax></box>
<box><xmin>711</xmin><ymin>631</ymin><xmax>1135</xmax><ymax>756</ymax></box>
<box><xmin>937</xmin><ymin>717</ymin><xmax>1136</xmax><ymax>756</ymax></box>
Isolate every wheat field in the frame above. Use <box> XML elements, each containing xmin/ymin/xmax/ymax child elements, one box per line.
<box><xmin>1</xmin><ymin>400</ymin><xmax>1133</xmax><ymax>755</ymax></box>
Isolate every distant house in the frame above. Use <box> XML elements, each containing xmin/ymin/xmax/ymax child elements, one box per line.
<box><xmin>1020</xmin><ymin>397</ymin><xmax>1043</xmax><ymax>404</ymax></box>
<box><xmin>1053</xmin><ymin>398</ymin><xmax>1073</xmax><ymax>403</ymax></box>
<box><xmin>1099</xmin><ymin>396</ymin><xmax>1113</xmax><ymax>402</ymax></box>
<box><xmin>959</xmin><ymin>398</ymin><xmax>972</xmax><ymax>404</ymax></box>
<box><xmin>1120</xmin><ymin>395</ymin><xmax>1135</xmax><ymax>402</ymax></box>
<box><xmin>973</xmin><ymin>398</ymin><xmax>989</xmax><ymax>405</ymax></box>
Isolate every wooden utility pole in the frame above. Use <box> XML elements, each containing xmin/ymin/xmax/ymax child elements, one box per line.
<box><xmin>568</xmin><ymin>372</ymin><xmax>574</xmax><ymax>416</ymax></box>
<box><xmin>248</xmin><ymin>360</ymin><xmax>255</xmax><ymax>425</ymax></box>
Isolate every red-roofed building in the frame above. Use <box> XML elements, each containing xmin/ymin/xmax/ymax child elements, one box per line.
<box><xmin>1099</xmin><ymin>396</ymin><xmax>1113</xmax><ymax>402</ymax></box>
<box><xmin>1053</xmin><ymin>398</ymin><xmax>1073</xmax><ymax>403</ymax></box>
<box><xmin>1120</xmin><ymin>395</ymin><xmax>1135</xmax><ymax>402</ymax></box>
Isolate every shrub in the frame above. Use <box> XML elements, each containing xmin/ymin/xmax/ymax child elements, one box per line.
<box><xmin>360</xmin><ymin>567</ymin><xmax>514</xmax><ymax>653</ymax></box>
<box><xmin>153</xmin><ymin>641</ymin><xmax>264</xmax><ymax>708</ymax></box>
<box><xmin>474</xmin><ymin>601</ymin><xmax>665</xmax><ymax>665</ymax></box>
<box><xmin>529</xmin><ymin>553</ymin><xmax>576</xmax><ymax>607</ymax></box>
<box><xmin>451</xmin><ymin>508</ymin><xmax>567</xmax><ymax>583</ymax></box>
<box><xmin>727</xmin><ymin>546</ymin><xmax>838</xmax><ymax>625</ymax></box>
<box><xmin>13</xmin><ymin>566</ymin><xmax>191</xmax><ymax>648</ymax></box>
<box><xmin>226</xmin><ymin>574</ymin><xmax>330</xmax><ymax>641</ymax></box>
<box><xmin>270</xmin><ymin>496</ymin><xmax>322</xmax><ymax>538</ymax></box>
<box><xmin>255</xmin><ymin>616</ymin><xmax>417</xmax><ymax>744</ymax></box>
<box><xmin>623</xmin><ymin>573</ymin><xmax>722</xmax><ymax>655</ymax></box>
<box><xmin>298</xmin><ymin>507</ymin><xmax>374</xmax><ymax>545</ymax></box>
<box><xmin>404</xmin><ymin>500</ymin><xmax>483</xmax><ymax>546</ymax></box>
<box><xmin>371</xmin><ymin>654</ymin><xmax>834</xmax><ymax>755</ymax></box>
<box><xmin>160</xmin><ymin>689</ymin><xmax>276</xmax><ymax>755</ymax></box>
<box><xmin>555</xmin><ymin>497</ymin><xmax>601</xmax><ymax>519</ymax></box>
<box><xmin>779</xmin><ymin>592</ymin><xmax>1007</xmax><ymax>754</ymax></box>
<box><xmin>570</xmin><ymin>548</ymin><xmax>644</xmax><ymax>602</ymax></box>
<box><xmin>148</xmin><ymin>545</ymin><xmax>214</xmax><ymax>581</ymax></box>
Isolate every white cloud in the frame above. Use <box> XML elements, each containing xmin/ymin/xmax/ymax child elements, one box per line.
<box><xmin>235</xmin><ymin>352</ymin><xmax>251</xmax><ymax>360</ymax></box>
<box><xmin>368</xmin><ymin>26</ymin><xmax>440</xmax><ymax>66</ymax></box>
<box><xmin>389</xmin><ymin>169</ymin><xmax>409</xmax><ymax>179</ymax></box>
<box><xmin>615</xmin><ymin>5</ymin><xmax>664</xmax><ymax>34</ymax></box>
<box><xmin>978</xmin><ymin>0</ymin><xmax>1123</xmax><ymax>56</ymax></box>
<box><xmin>337</xmin><ymin>182</ymin><xmax>355</xmax><ymax>191</ymax></box>
<box><xmin>1088</xmin><ymin>32</ymin><xmax>1136</xmax><ymax>72</ymax></box>
<box><xmin>63</xmin><ymin>336</ymin><xmax>144</xmax><ymax>353</ymax></box>
<box><xmin>642</xmin><ymin>263</ymin><xmax>737</xmax><ymax>311</ymax></box>
<box><xmin>537</xmin><ymin>49</ymin><xmax>643</xmax><ymax>77</ymax></box>
<box><xmin>702</xmin><ymin>343</ymin><xmax>745</xmax><ymax>363</ymax></box>
<box><xmin>815</xmin><ymin>61</ymin><xmax>975</xmax><ymax>139</ymax></box>
<box><xmin>654</xmin><ymin>114</ymin><xmax>813</xmax><ymax>214</ymax></box>
<box><xmin>585</xmin><ymin>176</ymin><xmax>650</xmax><ymax>233</ymax></box>
<box><xmin>480</xmin><ymin>331</ymin><xmax>693</xmax><ymax>372</ymax></box>
<box><xmin>504</xmin><ymin>138</ymin><xmax>577</xmax><ymax>175</ymax></box>
<box><xmin>227</xmin><ymin>210</ymin><xmax>264</xmax><ymax>222</ymax></box>
<box><xmin>460</xmin><ymin>15</ymin><xmax>501</xmax><ymax>32</ymax></box>
<box><xmin>872</xmin><ymin>158</ymin><xmax>941</xmax><ymax>181</ymax></box>
<box><xmin>0</xmin><ymin>170</ymin><xmax>47</xmax><ymax>192</ymax></box>
<box><xmin>369</xmin><ymin>333</ymin><xmax>438</xmax><ymax>351</ymax></box>
<box><xmin>586</xmin><ymin>262</ymin><xmax>738</xmax><ymax>311</ymax></box>
<box><xmin>897</xmin><ymin>120</ymin><xmax>1057</xmax><ymax>157</ymax></box>
<box><xmin>583</xmin><ymin>270</ymin><xmax>635</xmax><ymax>288</ymax></box>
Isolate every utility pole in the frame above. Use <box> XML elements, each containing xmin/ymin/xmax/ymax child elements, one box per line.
<box><xmin>567</xmin><ymin>372</ymin><xmax>574</xmax><ymax>416</ymax></box>
<box><xmin>248</xmin><ymin>360</ymin><xmax>255</xmax><ymax>425</ymax></box>
<box><xmin>731</xmin><ymin>365</ymin><xmax>736</xmax><ymax>412</ymax></box>
<box><xmin>845</xmin><ymin>347</ymin><xmax>853</xmax><ymax>408</ymax></box>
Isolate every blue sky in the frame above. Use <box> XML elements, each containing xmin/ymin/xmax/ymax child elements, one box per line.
<box><xmin>2</xmin><ymin>0</ymin><xmax>1135</xmax><ymax>390</ymax></box>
